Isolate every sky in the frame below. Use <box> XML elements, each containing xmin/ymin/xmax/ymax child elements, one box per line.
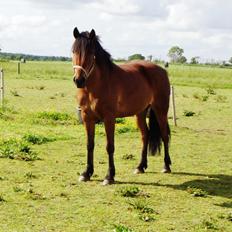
<box><xmin>0</xmin><ymin>0</ymin><xmax>232</xmax><ymax>62</ymax></box>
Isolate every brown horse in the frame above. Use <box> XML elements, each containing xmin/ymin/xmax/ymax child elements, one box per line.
<box><xmin>72</xmin><ymin>28</ymin><xmax>171</xmax><ymax>185</ymax></box>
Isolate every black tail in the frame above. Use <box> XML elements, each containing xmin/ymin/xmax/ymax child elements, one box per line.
<box><xmin>148</xmin><ymin>108</ymin><xmax>162</xmax><ymax>156</ymax></box>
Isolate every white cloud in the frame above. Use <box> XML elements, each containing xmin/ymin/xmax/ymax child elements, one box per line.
<box><xmin>0</xmin><ymin>0</ymin><xmax>232</xmax><ymax>60</ymax></box>
<box><xmin>89</xmin><ymin>0</ymin><xmax>140</xmax><ymax>16</ymax></box>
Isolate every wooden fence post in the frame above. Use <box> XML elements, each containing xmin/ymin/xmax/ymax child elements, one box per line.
<box><xmin>0</xmin><ymin>69</ymin><xmax>4</xmax><ymax>108</ymax></box>
<box><xmin>18</xmin><ymin>62</ymin><xmax>20</xmax><ymax>74</ymax></box>
<box><xmin>171</xmin><ymin>85</ymin><xmax>177</xmax><ymax>126</ymax></box>
<box><xmin>76</xmin><ymin>106</ymin><xmax>83</xmax><ymax>124</ymax></box>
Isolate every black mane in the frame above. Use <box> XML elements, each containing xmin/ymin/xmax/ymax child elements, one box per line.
<box><xmin>72</xmin><ymin>31</ymin><xmax>113</xmax><ymax>70</ymax></box>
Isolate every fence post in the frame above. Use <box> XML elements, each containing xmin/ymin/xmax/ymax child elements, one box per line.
<box><xmin>171</xmin><ymin>85</ymin><xmax>177</xmax><ymax>126</ymax></box>
<box><xmin>18</xmin><ymin>62</ymin><xmax>20</xmax><ymax>74</ymax></box>
<box><xmin>76</xmin><ymin>106</ymin><xmax>83</xmax><ymax>124</ymax></box>
<box><xmin>0</xmin><ymin>69</ymin><xmax>4</xmax><ymax>108</ymax></box>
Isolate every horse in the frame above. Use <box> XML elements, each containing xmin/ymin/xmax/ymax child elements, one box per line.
<box><xmin>72</xmin><ymin>28</ymin><xmax>172</xmax><ymax>185</ymax></box>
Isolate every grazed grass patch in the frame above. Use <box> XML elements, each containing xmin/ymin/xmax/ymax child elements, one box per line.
<box><xmin>0</xmin><ymin>105</ymin><xmax>17</xmax><ymax>120</ymax></box>
<box><xmin>32</xmin><ymin>111</ymin><xmax>77</xmax><ymax>125</ymax></box>
<box><xmin>215</xmin><ymin>95</ymin><xmax>227</xmax><ymax>103</ymax></box>
<box><xmin>26</xmin><ymin>188</ymin><xmax>47</xmax><ymax>201</ymax></box>
<box><xmin>35</xmin><ymin>85</ymin><xmax>45</xmax><ymax>90</ymax></box>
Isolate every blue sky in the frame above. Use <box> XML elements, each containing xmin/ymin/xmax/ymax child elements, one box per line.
<box><xmin>0</xmin><ymin>0</ymin><xmax>232</xmax><ymax>62</ymax></box>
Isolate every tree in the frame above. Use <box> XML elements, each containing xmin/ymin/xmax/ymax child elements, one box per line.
<box><xmin>190</xmin><ymin>56</ymin><xmax>200</xmax><ymax>64</ymax></box>
<box><xmin>179</xmin><ymin>56</ymin><xmax>187</xmax><ymax>64</ymax></box>
<box><xmin>167</xmin><ymin>46</ymin><xmax>184</xmax><ymax>63</ymax></box>
<box><xmin>229</xmin><ymin>57</ymin><xmax>232</xmax><ymax>64</ymax></box>
<box><xmin>147</xmin><ymin>55</ymin><xmax>153</xmax><ymax>61</ymax></box>
<box><xmin>128</xmin><ymin>54</ymin><xmax>145</xmax><ymax>61</ymax></box>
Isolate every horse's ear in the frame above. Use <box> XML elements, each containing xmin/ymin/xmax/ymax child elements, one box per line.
<box><xmin>73</xmin><ymin>27</ymin><xmax>80</xmax><ymax>39</ymax></box>
<box><xmin>89</xmin><ymin>29</ymin><xmax>96</xmax><ymax>40</ymax></box>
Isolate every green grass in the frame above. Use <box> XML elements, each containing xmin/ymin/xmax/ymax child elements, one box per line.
<box><xmin>0</xmin><ymin>60</ymin><xmax>232</xmax><ymax>231</ymax></box>
<box><xmin>168</xmin><ymin>64</ymin><xmax>232</xmax><ymax>88</ymax></box>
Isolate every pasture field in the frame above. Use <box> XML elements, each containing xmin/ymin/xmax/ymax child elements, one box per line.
<box><xmin>0</xmin><ymin>61</ymin><xmax>232</xmax><ymax>232</ymax></box>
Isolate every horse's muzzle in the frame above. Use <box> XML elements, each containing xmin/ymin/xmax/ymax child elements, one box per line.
<box><xmin>73</xmin><ymin>76</ymin><xmax>86</xmax><ymax>88</ymax></box>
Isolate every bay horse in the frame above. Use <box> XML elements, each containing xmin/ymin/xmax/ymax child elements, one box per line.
<box><xmin>72</xmin><ymin>28</ymin><xmax>171</xmax><ymax>185</ymax></box>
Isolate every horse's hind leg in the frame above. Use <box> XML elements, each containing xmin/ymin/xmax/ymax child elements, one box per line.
<box><xmin>152</xmin><ymin>105</ymin><xmax>171</xmax><ymax>173</ymax></box>
<box><xmin>134</xmin><ymin>109</ymin><xmax>149</xmax><ymax>174</ymax></box>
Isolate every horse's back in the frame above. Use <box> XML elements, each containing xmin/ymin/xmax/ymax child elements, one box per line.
<box><xmin>118</xmin><ymin>60</ymin><xmax>170</xmax><ymax>95</ymax></box>
<box><xmin>111</xmin><ymin>61</ymin><xmax>170</xmax><ymax>117</ymax></box>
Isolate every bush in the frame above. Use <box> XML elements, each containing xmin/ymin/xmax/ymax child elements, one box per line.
<box><xmin>183</xmin><ymin>110</ymin><xmax>196</xmax><ymax>117</ymax></box>
<box><xmin>113</xmin><ymin>224</ymin><xmax>133</xmax><ymax>232</ymax></box>
<box><xmin>186</xmin><ymin>186</ymin><xmax>207</xmax><ymax>197</ymax></box>
<box><xmin>116</xmin><ymin>125</ymin><xmax>137</xmax><ymax>134</ymax></box>
<box><xmin>37</xmin><ymin>111</ymin><xmax>71</xmax><ymax>121</ymax></box>
<box><xmin>115</xmin><ymin>186</ymin><xmax>140</xmax><ymax>197</ymax></box>
<box><xmin>128</xmin><ymin>54</ymin><xmax>145</xmax><ymax>61</ymax></box>
<box><xmin>23</xmin><ymin>134</ymin><xmax>55</xmax><ymax>145</ymax></box>
<box><xmin>115</xmin><ymin>118</ymin><xmax>126</xmax><ymax>124</ymax></box>
<box><xmin>122</xmin><ymin>154</ymin><xmax>135</xmax><ymax>160</ymax></box>
<box><xmin>206</xmin><ymin>87</ymin><xmax>216</xmax><ymax>95</ymax></box>
<box><xmin>33</xmin><ymin>111</ymin><xmax>76</xmax><ymax>125</ymax></box>
<box><xmin>0</xmin><ymin>139</ymin><xmax>39</xmax><ymax>161</ymax></box>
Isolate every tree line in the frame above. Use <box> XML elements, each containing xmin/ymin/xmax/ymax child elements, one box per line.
<box><xmin>116</xmin><ymin>46</ymin><xmax>232</xmax><ymax>66</ymax></box>
<box><xmin>0</xmin><ymin>52</ymin><xmax>71</xmax><ymax>62</ymax></box>
<box><xmin>1</xmin><ymin>47</ymin><xmax>232</xmax><ymax>66</ymax></box>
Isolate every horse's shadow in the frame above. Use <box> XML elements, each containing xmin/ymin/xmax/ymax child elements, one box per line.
<box><xmin>115</xmin><ymin>172</ymin><xmax>232</xmax><ymax>201</ymax></box>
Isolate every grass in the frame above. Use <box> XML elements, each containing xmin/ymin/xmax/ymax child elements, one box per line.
<box><xmin>168</xmin><ymin>64</ymin><xmax>232</xmax><ymax>88</ymax></box>
<box><xmin>23</xmin><ymin>133</ymin><xmax>56</xmax><ymax>144</ymax></box>
<box><xmin>183</xmin><ymin>110</ymin><xmax>196</xmax><ymax>117</ymax></box>
<box><xmin>115</xmin><ymin>186</ymin><xmax>140</xmax><ymax>197</ymax></box>
<box><xmin>186</xmin><ymin>186</ymin><xmax>208</xmax><ymax>197</ymax></box>
<box><xmin>113</xmin><ymin>224</ymin><xmax>133</xmax><ymax>232</ymax></box>
<box><xmin>0</xmin><ymin>60</ymin><xmax>232</xmax><ymax>231</ymax></box>
<box><xmin>0</xmin><ymin>139</ymin><xmax>39</xmax><ymax>161</ymax></box>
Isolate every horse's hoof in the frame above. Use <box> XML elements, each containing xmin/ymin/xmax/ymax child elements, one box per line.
<box><xmin>102</xmin><ymin>179</ymin><xmax>114</xmax><ymax>186</ymax></box>
<box><xmin>79</xmin><ymin>175</ymin><xmax>90</xmax><ymax>182</ymax></box>
<box><xmin>134</xmin><ymin>168</ymin><xmax>144</xmax><ymax>174</ymax></box>
<box><xmin>161</xmin><ymin>168</ymin><xmax>171</xmax><ymax>173</ymax></box>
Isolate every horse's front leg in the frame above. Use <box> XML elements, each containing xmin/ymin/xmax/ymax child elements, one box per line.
<box><xmin>103</xmin><ymin>117</ymin><xmax>115</xmax><ymax>185</ymax></box>
<box><xmin>79</xmin><ymin>118</ymin><xmax>95</xmax><ymax>182</ymax></box>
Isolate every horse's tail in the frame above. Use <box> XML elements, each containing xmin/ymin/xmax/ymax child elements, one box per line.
<box><xmin>148</xmin><ymin>108</ymin><xmax>162</xmax><ymax>156</ymax></box>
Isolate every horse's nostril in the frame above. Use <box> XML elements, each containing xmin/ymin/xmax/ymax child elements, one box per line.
<box><xmin>74</xmin><ymin>76</ymin><xmax>86</xmax><ymax>88</ymax></box>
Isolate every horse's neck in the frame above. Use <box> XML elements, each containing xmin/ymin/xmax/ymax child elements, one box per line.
<box><xmin>87</xmin><ymin>65</ymin><xmax>113</xmax><ymax>95</ymax></box>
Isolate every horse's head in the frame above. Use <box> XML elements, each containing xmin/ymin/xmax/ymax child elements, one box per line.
<box><xmin>72</xmin><ymin>28</ymin><xmax>96</xmax><ymax>88</ymax></box>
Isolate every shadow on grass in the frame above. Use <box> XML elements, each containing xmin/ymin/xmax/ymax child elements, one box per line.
<box><xmin>114</xmin><ymin>172</ymin><xmax>232</xmax><ymax>200</ymax></box>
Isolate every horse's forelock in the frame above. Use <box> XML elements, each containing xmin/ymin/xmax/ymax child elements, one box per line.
<box><xmin>72</xmin><ymin>30</ymin><xmax>113</xmax><ymax>69</ymax></box>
